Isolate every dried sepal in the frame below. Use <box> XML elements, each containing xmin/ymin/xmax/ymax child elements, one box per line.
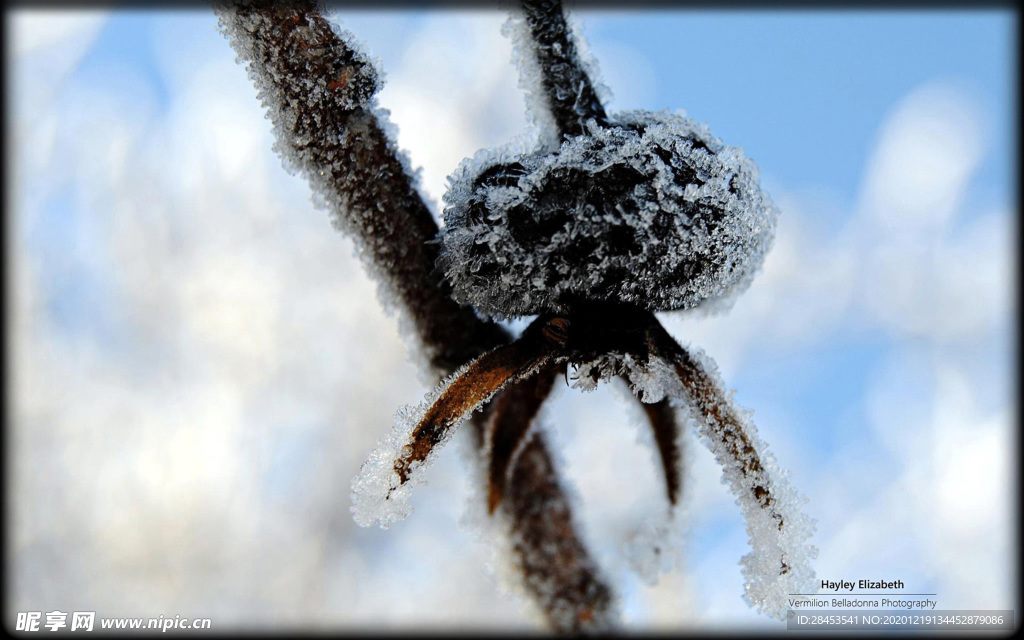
<box><xmin>634</xmin><ymin>394</ymin><xmax>683</xmax><ymax>506</ymax></box>
<box><xmin>485</xmin><ymin>365</ymin><xmax>559</xmax><ymax>514</ymax></box>
<box><xmin>646</xmin><ymin>323</ymin><xmax>816</xmax><ymax>618</ymax></box>
<box><xmin>352</xmin><ymin>330</ymin><xmax>564</xmax><ymax>529</ymax></box>
<box><xmin>393</xmin><ymin>331</ymin><xmax>563</xmax><ymax>487</ymax></box>
<box><xmin>648</xmin><ymin>327</ymin><xmax>782</xmax><ymax>527</ymax></box>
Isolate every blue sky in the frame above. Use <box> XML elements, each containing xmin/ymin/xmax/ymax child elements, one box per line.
<box><xmin>10</xmin><ymin>6</ymin><xmax>1016</xmax><ymax>632</ymax></box>
<box><xmin>587</xmin><ymin>11</ymin><xmax>1014</xmax><ymax>209</ymax></box>
<box><xmin>71</xmin><ymin>9</ymin><xmax>1015</xmax><ymax>203</ymax></box>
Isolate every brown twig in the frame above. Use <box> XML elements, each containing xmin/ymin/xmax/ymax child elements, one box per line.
<box><xmin>394</xmin><ymin>329</ymin><xmax>560</xmax><ymax>487</ymax></box>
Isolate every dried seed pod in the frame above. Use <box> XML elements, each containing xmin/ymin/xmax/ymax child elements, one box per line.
<box><xmin>440</xmin><ymin>111</ymin><xmax>778</xmax><ymax>317</ymax></box>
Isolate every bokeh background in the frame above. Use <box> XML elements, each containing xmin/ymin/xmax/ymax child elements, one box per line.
<box><xmin>7</xmin><ymin>4</ymin><xmax>1016</xmax><ymax>632</ymax></box>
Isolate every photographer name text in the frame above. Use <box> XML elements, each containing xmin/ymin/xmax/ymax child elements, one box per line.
<box><xmin>820</xmin><ymin>579</ymin><xmax>904</xmax><ymax>591</ymax></box>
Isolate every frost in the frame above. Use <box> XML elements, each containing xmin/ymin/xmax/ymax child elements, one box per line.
<box><xmin>564</xmin><ymin>12</ymin><xmax>612</xmax><ymax>112</ymax></box>
<box><xmin>440</xmin><ymin>110</ymin><xmax>778</xmax><ymax>318</ymax></box>
<box><xmin>349</xmin><ymin>411</ymin><xmax>419</xmax><ymax>529</ymax></box>
<box><xmin>568</xmin><ymin>353</ymin><xmax>620</xmax><ymax>392</ymax></box>
<box><xmin>349</xmin><ymin>368</ymin><xmax>465</xmax><ymax>529</ymax></box>
<box><xmin>623</xmin><ymin>353</ymin><xmax>678</xmax><ymax>404</ymax></box>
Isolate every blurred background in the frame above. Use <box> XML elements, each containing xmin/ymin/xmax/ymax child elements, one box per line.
<box><xmin>7</xmin><ymin>4</ymin><xmax>1016</xmax><ymax>632</ymax></box>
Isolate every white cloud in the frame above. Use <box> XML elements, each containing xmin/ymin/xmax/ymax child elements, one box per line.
<box><xmin>10</xmin><ymin>10</ymin><xmax>107</xmax><ymax>56</ymax></box>
<box><xmin>857</xmin><ymin>83</ymin><xmax>984</xmax><ymax>235</ymax></box>
<box><xmin>377</xmin><ymin>12</ymin><xmax>527</xmax><ymax>206</ymax></box>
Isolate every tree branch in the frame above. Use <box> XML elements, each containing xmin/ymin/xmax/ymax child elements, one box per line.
<box><xmin>214</xmin><ymin>0</ymin><xmax>615</xmax><ymax>631</ymax></box>
<box><xmin>214</xmin><ymin>0</ymin><xmax>504</xmax><ymax>373</ymax></box>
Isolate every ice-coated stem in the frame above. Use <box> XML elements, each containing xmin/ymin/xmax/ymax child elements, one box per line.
<box><xmin>214</xmin><ymin>0</ymin><xmax>504</xmax><ymax>374</ymax></box>
<box><xmin>506</xmin><ymin>431</ymin><xmax>617</xmax><ymax>632</ymax></box>
<box><xmin>518</xmin><ymin>0</ymin><xmax>609</xmax><ymax>137</ymax></box>
<box><xmin>216</xmin><ymin>1</ymin><xmax>617</xmax><ymax>631</ymax></box>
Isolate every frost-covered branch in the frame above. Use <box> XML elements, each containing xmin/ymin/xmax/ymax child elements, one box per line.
<box><xmin>505</xmin><ymin>431</ymin><xmax>616</xmax><ymax>631</ymax></box>
<box><xmin>214</xmin><ymin>0</ymin><xmax>503</xmax><ymax>374</ymax></box>
<box><xmin>515</xmin><ymin>0</ymin><xmax>608</xmax><ymax>137</ymax></box>
<box><xmin>215</xmin><ymin>0</ymin><xmax>615</xmax><ymax>632</ymax></box>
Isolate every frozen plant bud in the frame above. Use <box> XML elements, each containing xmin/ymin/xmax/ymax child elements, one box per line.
<box><xmin>440</xmin><ymin>110</ymin><xmax>778</xmax><ymax>317</ymax></box>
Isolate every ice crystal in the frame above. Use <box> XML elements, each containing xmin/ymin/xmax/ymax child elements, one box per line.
<box><xmin>349</xmin><ymin>409</ymin><xmax>420</xmax><ymax>529</ymax></box>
